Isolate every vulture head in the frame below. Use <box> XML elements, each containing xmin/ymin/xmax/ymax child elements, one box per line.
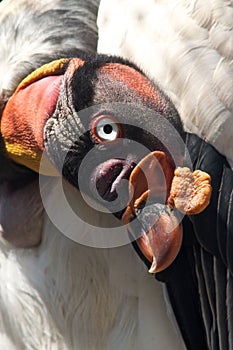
<box><xmin>0</xmin><ymin>53</ymin><xmax>212</xmax><ymax>272</ymax></box>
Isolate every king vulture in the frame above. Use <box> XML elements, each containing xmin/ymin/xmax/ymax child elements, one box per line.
<box><xmin>0</xmin><ymin>1</ymin><xmax>185</xmax><ymax>349</ymax></box>
<box><xmin>0</xmin><ymin>1</ymin><xmax>232</xmax><ymax>350</ymax></box>
<box><xmin>97</xmin><ymin>0</ymin><xmax>233</xmax><ymax>349</ymax></box>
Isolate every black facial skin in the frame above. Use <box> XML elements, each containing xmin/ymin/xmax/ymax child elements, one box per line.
<box><xmin>44</xmin><ymin>54</ymin><xmax>185</xmax><ymax>218</ymax></box>
<box><xmin>46</xmin><ymin>107</ymin><xmax>183</xmax><ymax>216</ymax></box>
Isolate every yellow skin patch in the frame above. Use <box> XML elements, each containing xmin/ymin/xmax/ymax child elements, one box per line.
<box><xmin>4</xmin><ymin>141</ymin><xmax>59</xmax><ymax>176</ymax></box>
<box><xmin>1</xmin><ymin>57</ymin><xmax>86</xmax><ymax>177</ymax></box>
<box><xmin>1</xmin><ymin>58</ymin><xmax>69</xmax><ymax>176</ymax></box>
<box><xmin>17</xmin><ymin>58</ymin><xmax>69</xmax><ymax>91</ymax></box>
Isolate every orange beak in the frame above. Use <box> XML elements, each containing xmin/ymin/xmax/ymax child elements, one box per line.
<box><xmin>122</xmin><ymin>151</ymin><xmax>212</xmax><ymax>273</ymax></box>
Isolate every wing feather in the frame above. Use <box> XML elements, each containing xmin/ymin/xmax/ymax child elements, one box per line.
<box><xmin>214</xmin><ymin>257</ymin><xmax>228</xmax><ymax>350</ymax></box>
<box><xmin>157</xmin><ymin>133</ymin><xmax>233</xmax><ymax>349</ymax></box>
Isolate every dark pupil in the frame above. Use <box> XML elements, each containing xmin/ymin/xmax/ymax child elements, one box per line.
<box><xmin>103</xmin><ymin>124</ymin><xmax>113</xmax><ymax>134</ymax></box>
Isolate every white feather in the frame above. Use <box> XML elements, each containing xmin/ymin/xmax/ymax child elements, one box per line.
<box><xmin>97</xmin><ymin>0</ymin><xmax>233</xmax><ymax>166</ymax></box>
<box><xmin>0</xmin><ymin>178</ymin><xmax>185</xmax><ymax>349</ymax></box>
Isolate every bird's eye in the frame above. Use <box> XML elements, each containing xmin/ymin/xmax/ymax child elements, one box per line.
<box><xmin>91</xmin><ymin>115</ymin><xmax>122</xmax><ymax>142</ymax></box>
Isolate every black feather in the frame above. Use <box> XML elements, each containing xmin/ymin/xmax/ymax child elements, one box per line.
<box><xmin>156</xmin><ymin>133</ymin><xmax>233</xmax><ymax>350</ymax></box>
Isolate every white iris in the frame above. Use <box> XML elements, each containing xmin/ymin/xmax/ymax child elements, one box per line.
<box><xmin>95</xmin><ymin>117</ymin><xmax>119</xmax><ymax>141</ymax></box>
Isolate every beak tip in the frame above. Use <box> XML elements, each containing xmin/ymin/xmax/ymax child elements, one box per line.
<box><xmin>148</xmin><ymin>257</ymin><xmax>157</xmax><ymax>274</ymax></box>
